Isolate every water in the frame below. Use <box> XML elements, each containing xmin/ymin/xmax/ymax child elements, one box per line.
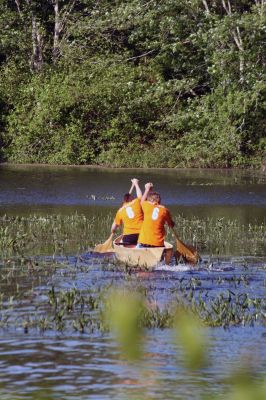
<box><xmin>0</xmin><ymin>165</ymin><xmax>265</xmax><ymax>399</ymax></box>
<box><xmin>0</xmin><ymin>328</ymin><xmax>265</xmax><ymax>400</ymax></box>
<box><xmin>0</xmin><ymin>255</ymin><xmax>265</xmax><ymax>399</ymax></box>
<box><xmin>0</xmin><ymin>165</ymin><xmax>266</xmax><ymax>223</ymax></box>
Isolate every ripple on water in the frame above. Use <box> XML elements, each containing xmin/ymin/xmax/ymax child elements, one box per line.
<box><xmin>0</xmin><ymin>255</ymin><xmax>265</xmax><ymax>400</ymax></box>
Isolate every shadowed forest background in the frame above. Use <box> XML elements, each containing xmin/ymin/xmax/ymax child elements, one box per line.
<box><xmin>0</xmin><ymin>0</ymin><xmax>265</xmax><ymax>167</ymax></box>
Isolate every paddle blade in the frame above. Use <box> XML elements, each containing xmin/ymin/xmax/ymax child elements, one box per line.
<box><xmin>176</xmin><ymin>238</ymin><xmax>199</xmax><ymax>265</ymax></box>
<box><xmin>94</xmin><ymin>234</ymin><xmax>114</xmax><ymax>253</ymax></box>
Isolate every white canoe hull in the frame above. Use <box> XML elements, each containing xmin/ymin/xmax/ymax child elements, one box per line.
<box><xmin>113</xmin><ymin>236</ymin><xmax>173</xmax><ymax>268</ymax></box>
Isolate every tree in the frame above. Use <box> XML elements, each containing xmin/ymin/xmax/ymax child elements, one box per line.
<box><xmin>0</xmin><ymin>0</ymin><xmax>265</xmax><ymax>167</ymax></box>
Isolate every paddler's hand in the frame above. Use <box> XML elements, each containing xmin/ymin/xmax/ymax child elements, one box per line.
<box><xmin>145</xmin><ymin>182</ymin><xmax>153</xmax><ymax>191</ymax></box>
<box><xmin>131</xmin><ymin>178</ymin><xmax>139</xmax><ymax>185</ymax></box>
<box><xmin>131</xmin><ymin>178</ymin><xmax>142</xmax><ymax>199</ymax></box>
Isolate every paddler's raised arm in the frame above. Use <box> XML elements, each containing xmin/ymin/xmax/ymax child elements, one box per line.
<box><xmin>131</xmin><ymin>178</ymin><xmax>142</xmax><ymax>199</ymax></box>
<box><xmin>141</xmin><ymin>182</ymin><xmax>153</xmax><ymax>204</ymax></box>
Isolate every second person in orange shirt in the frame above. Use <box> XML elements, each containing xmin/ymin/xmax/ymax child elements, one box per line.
<box><xmin>137</xmin><ymin>182</ymin><xmax>175</xmax><ymax>247</ymax></box>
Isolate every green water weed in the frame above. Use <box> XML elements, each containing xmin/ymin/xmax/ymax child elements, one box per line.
<box><xmin>1</xmin><ymin>213</ymin><xmax>266</xmax><ymax>257</ymax></box>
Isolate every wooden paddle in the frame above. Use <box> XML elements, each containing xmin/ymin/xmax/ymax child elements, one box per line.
<box><xmin>94</xmin><ymin>232</ymin><xmax>114</xmax><ymax>253</ymax></box>
<box><xmin>172</xmin><ymin>228</ymin><xmax>200</xmax><ymax>265</ymax></box>
<box><xmin>93</xmin><ymin>182</ymin><xmax>135</xmax><ymax>253</ymax></box>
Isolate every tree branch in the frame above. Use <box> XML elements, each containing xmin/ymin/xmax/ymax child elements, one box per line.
<box><xmin>221</xmin><ymin>0</ymin><xmax>231</xmax><ymax>16</ymax></box>
<box><xmin>14</xmin><ymin>0</ymin><xmax>23</xmax><ymax>18</ymax></box>
<box><xmin>124</xmin><ymin>49</ymin><xmax>156</xmax><ymax>62</ymax></box>
<box><xmin>52</xmin><ymin>0</ymin><xmax>77</xmax><ymax>61</ymax></box>
<box><xmin>201</xmin><ymin>0</ymin><xmax>210</xmax><ymax>14</ymax></box>
<box><xmin>60</xmin><ymin>0</ymin><xmax>77</xmax><ymax>30</ymax></box>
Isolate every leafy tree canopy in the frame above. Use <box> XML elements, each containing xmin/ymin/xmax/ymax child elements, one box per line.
<box><xmin>0</xmin><ymin>0</ymin><xmax>265</xmax><ymax>167</ymax></box>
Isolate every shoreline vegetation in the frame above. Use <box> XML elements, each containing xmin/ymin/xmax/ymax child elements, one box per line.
<box><xmin>0</xmin><ymin>1</ymin><xmax>265</xmax><ymax>169</ymax></box>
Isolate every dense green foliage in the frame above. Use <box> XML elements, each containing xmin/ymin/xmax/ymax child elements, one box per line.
<box><xmin>0</xmin><ymin>0</ymin><xmax>265</xmax><ymax>167</ymax></box>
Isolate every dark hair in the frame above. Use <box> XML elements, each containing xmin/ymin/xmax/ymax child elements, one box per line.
<box><xmin>123</xmin><ymin>193</ymin><xmax>133</xmax><ymax>203</ymax></box>
<box><xmin>147</xmin><ymin>191</ymin><xmax>161</xmax><ymax>203</ymax></box>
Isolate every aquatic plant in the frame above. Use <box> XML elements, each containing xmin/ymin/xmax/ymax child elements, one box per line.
<box><xmin>0</xmin><ymin>241</ymin><xmax>265</xmax><ymax>338</ymax></box>
<box><xmin>0</xmin><ymin>213</ymin><xmax>265</xmax><ymax>258</ymax></box>
<box><xmin>0</xmin><ymin>213</ymin><xmax>114</xmax><ymax>256</ymax></box>
<box><xmin>167</xmin><ymin>215</ymin><xmax>266</xmax><ymax>257</ymax></box>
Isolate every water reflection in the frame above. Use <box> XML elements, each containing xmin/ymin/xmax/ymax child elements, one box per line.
<box><xmin>0</xmin><ymin>326</ymin><xmax>265</xmax><ymax>400</ymax></box>
<box><xmin>0</xmin><ymin>165</ymin><xmax>265</xmax><ymax>223</ymax></box>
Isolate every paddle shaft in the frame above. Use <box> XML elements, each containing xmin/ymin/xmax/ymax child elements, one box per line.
<box><xmin>171</xmin><ymin>228</ymin><xmax>181</xmax><ymax>241</ymax></box>
<box><xmin>171</xmin><ymin>227</ymin><xmax>199</xmax><ymax>263</ymax></box>
<box><xmin>94</xmin><ymin>182</ymin><xmax>135</xmax><ymax>252</ymax></box>
<box><xmin>172</xmin><ymin>228</ymin><xmax>194</xmax><ymax>247</ymax></box>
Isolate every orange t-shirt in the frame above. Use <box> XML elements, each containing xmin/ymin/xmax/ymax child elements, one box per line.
<box><xmin>114</xmin><ymin>198</ymin><xmax>143</xmax><ymax>235</ymax></box>
<box><xmin>138</xmin><ymin>201</ymin><xmax>174</xmax><ymax>246</ymax></box>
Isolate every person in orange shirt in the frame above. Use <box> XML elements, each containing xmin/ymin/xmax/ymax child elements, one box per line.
<box><xmin>111</xmin><ymin>178</ymin><xmax>143</xmax><ymax>245</ymax></box>
<box><xmin>137</xmin><ymin>182</ymin><xmax>175</xmax><ymax>247</ymax></box>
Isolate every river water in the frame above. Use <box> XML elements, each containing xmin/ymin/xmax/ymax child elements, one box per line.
<box><xmin>0</xmin><ymin>165</ymin><xmax>265</xmax><ymax>399</ymax></box>
<box><xmin>0</xmin><ymin>164</ymin><xmax>266</xmax><ymax>222</ymax></box>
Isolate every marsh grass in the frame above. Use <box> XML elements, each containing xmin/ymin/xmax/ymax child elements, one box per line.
<box><xmin>169</xmin><ymin>215</ymin><xmax>266</xmax><ymax>256</ymax></box>
<box><xmin>0</xmin><ymin>214</ymin><xmax>114</xmax><ymax>256</ymax></box>
<box><xmin>0</xmin><ymin>215</ymin><xmax>265</xmax><ymax>400</ymax></box>
<box><xmin>0</xmin><ymin>257</ymin><xmax>265</xmax><ymax>335</ymax></box>
<box><xmin>0</xmin><ymin>260</ymin><xmax>265</xmax><ymax>400</ymax></box>
<box><xmin>0</xmin><ymin>212</ymin><xmax>265</xmax><ymax>334</ymax></box>
<box><xmin>0</xmin><ymin>213</ymin><xmax>265</xmax><ymax>257</ymax></box>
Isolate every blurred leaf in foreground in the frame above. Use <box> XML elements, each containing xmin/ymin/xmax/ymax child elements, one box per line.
<box><xmin>104</xmin><ymin>289</ymin><xmax>144</xmax><ymax>361</ymax></box>
<box><xmin>173</xmin><ymin>306</ymin><xmax>208</xmax><ymax>370</ymax></box>
<box><xmin>227</xmin><ymin>364</ymin><xmax>266</xmax><ymax>400</ymax></box>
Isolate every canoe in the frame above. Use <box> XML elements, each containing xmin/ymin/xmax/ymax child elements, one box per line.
<box><xmin>113</xmin><ymin>235</ymin><xmax>173</xmax><ymax>268</ymax></box>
